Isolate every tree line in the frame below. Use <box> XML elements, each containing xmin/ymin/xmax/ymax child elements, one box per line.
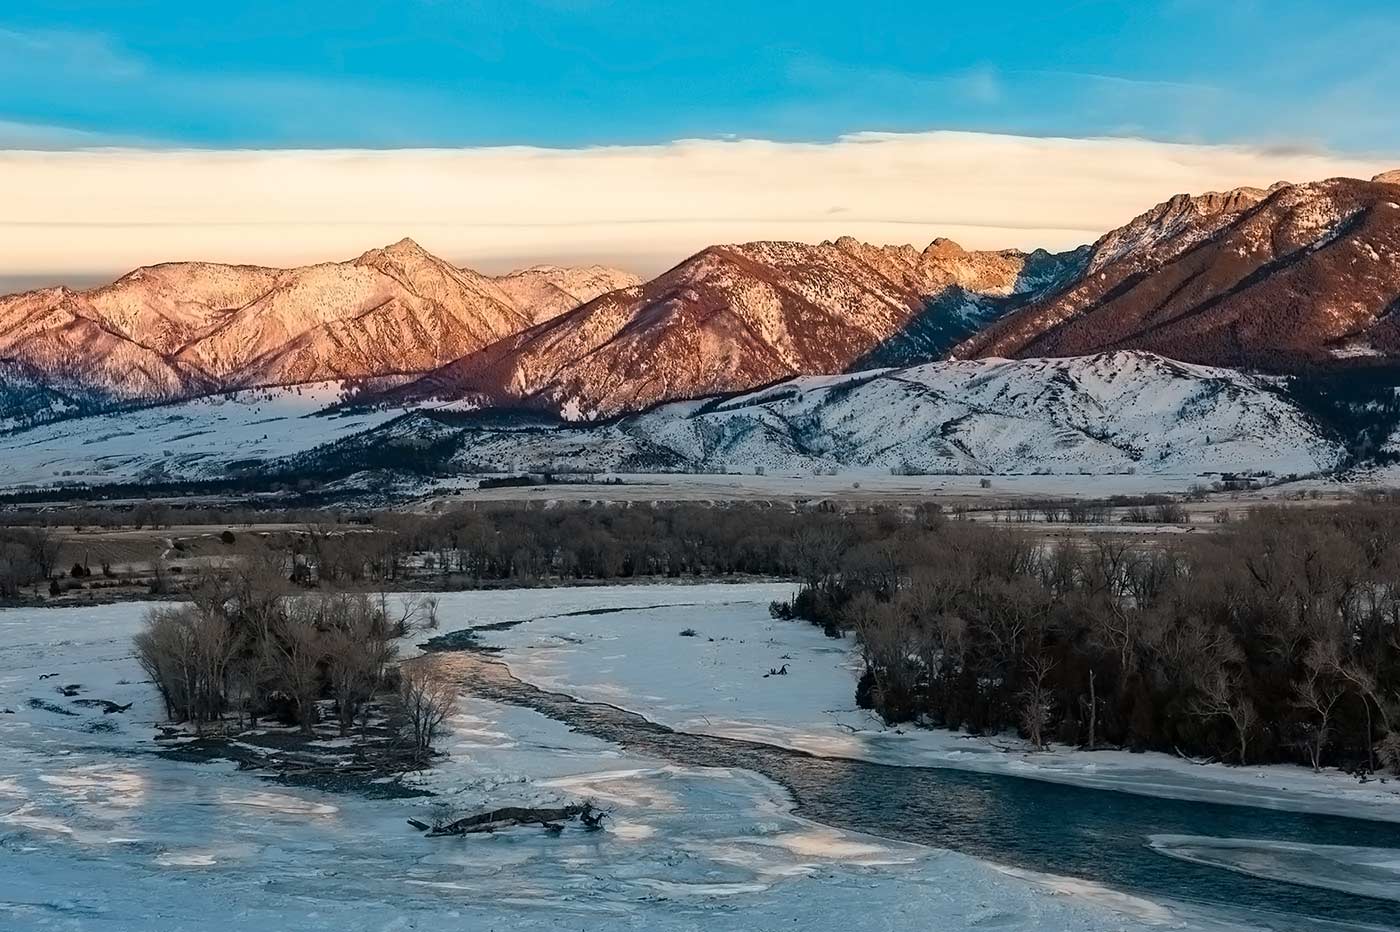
<box><xmin>296</xmin><ymin>503</ymin><xmax>938</xmax><ymax>586</ymax></box>
<box><xmin>775</xmin><ymin>504</ymin><xmax>1400</xmax><ymax>774</ymax></box>
<box><xmin>3</xmin><ymin>502</ymin><xmax>941</xmax><ymax>597</ymax></box>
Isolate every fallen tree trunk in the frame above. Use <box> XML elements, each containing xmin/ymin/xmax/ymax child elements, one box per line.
<box><xmin>410</xmin><ymin>803</ymin><xmax>604</xmax><ymax>836</ymax></box>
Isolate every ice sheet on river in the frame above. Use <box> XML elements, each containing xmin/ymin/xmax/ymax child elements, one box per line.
<box><xmin>1148</xmin><ymin>835</ymin><xmax>1400</xmax><ymax>904</ymax></box>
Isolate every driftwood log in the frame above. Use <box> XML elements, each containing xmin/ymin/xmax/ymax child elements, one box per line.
<box><xmin>71</xmin><ymin>699</ymin><xmax>133</xmax><ymax>714</ymax></box>
<box><xmin>410</xmin><ymin>803</ymin><xmax>605</xmax><ymax>836</ymax></box>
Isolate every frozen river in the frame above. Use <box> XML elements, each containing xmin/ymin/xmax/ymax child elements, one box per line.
<box><xmin>3</xmin><ymin>584</ymin><xmax>1399</xmax><ymax>931</ymax></box>
<box><xmin>439</xmin><ymin>650</ymin><xmax>1400</xmax><ymax>930</ymax></box>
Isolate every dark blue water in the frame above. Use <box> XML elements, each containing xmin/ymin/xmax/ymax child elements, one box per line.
<box><xmin>436</xmin><ymin>652</ymin><xmax>1400</xmax><ymax>931</ymax></box>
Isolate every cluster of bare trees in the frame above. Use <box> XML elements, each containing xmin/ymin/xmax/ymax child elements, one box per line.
<box><xmin>783</xmin><ymin>505</ymin><xmax>1400</xmax><ymax>772</ymax></box>
<box><xmin>134</xmin><ymin>559</ymin><xmax>447</xmax><ymax>757</ymax></box>
<box><xmin>1003</xmin><ymin>496</ymin><xmax>1189</xmax><ymax>525</ymax></box>
<box><xmin>0</xmin><ymin>527</ymin><xmax>60</xmax><ymax>597</ymax></box>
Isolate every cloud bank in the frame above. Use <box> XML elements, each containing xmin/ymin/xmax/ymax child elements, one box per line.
<box><xmin>1</xmin><ymin>131</ymin><xmax>1392</xmax><ymax>281</ymax></box>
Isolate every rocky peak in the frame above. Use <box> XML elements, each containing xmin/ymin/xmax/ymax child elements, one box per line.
<box><xmin>354</xmin><ymin>237</ymin><xmax>436</xmax><ymax>269</ymax></box>
<box><xmin>1197</xmin><ymin>186</ymin><xmax>1270</xmax><ymax>213</ymax></box>
<box><xmin>1084</xmin><ymin>185</ymin><xmax>1269</xmax><ymax>275</ymax></box>
<box><xmin>923</xmin><ymin>237</ymin><xmax>967</xmax><ymax>260</ymax></box>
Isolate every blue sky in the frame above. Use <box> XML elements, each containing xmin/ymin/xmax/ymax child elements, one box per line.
<box><xmin>2</xmin><ymin>0</ymin><xmax>1398</xmax><ymax>151</ymax></box>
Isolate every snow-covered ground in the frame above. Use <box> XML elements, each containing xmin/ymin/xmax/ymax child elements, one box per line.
<box><xmin>0</xmin><ymin>382</ymin><xmax>399</xmax><ymax>487</ymax></box>
<box><xmin>428</xmin><ymin>583</ymin><xmax>1400</xmax><ymax>824</ymax></box>
<box><xmin>1</xmin><ymin>592</ymin><xmax>1254</xmax><ymax>932</ymax></box>
<box><xmin>619</xmin><ymin>352</ymin><xmax>1341</xmax><ymax>477</ymax></box>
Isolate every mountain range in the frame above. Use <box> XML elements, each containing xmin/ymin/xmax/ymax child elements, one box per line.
<box><xmin>0</xmin><ymin>240</ymin><xmax>637</xmax><ymax>423</ymax></box>
<box><xmin>3</xmin><ymin>168</ymin><xmax>1400</xmax><ymax>486</ymax></box>
<box><xmin>7</xmin><ymin>170</ymin><xmax>1400</xmax><ymax>427</ymax></box>
<box><xmin>378</xmin><ymin>237</ymin><xmax>1086</xmax><ymax>418</ymax></box>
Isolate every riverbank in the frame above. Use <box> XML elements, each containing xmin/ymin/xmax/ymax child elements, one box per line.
<box><xmin>426</xmin><ymin>583</ymin><xmax>1400</xmax><ymax>825</ymax></box>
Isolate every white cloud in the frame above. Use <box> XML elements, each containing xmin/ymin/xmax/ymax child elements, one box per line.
<box><xmin>0</xmin><ymin>131</ymin><xmax>1392</xmax><ymax>280</ymax></box>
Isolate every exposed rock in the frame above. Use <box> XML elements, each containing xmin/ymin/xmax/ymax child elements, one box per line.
<box><xmin>955</xmin><ymin>177</ymin><xmax>1400</xmax><ymax>371</ymax></box>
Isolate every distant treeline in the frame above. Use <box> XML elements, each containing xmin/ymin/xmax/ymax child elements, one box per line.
<box><xmin>1</xmin><ymin>500</ymin><xmax>935</xmax><ymax>596</ymax></box>
<box><xmin>314</xmin><ymin>503</ymin><xmax>937</xmax><ymax>584</ymax></box>
<box><xmin>774</xmin><ymin>503</ymin><xmax>1400</xmax><ymax>773</ymax></box>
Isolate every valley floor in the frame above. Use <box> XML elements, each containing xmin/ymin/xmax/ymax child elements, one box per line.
<box><xmin>2</xmin><ymin>587</ymin><xmax>1396</xmax><ymax>931</ymax></box>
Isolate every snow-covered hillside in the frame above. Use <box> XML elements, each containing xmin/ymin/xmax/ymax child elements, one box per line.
<box><xmin>0</xmin><ymin>361</ymin><xmax>116</xmax><ymax>432</ymax></box>
<box><xmin>416</xmin><ymin>352</ymin><xmax>1339</xmax><ymax>478</ymax></box>
<box><xmin>0</xmin><ymin>383</ymin><xmax>403</xmax><ymax>488</ymax></box>
<box><xmin>618</xmin><ymin>352</ymin><xmax>1339</xmax><ymax>476</ymax></box>
<box><xmin>0</xmin><ymin>353</ymin><xmax>1344</xmax><ymax>490</ymax></box>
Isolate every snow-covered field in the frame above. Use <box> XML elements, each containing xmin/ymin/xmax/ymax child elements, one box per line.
<box><xmin>1</xmin><ymin>590</ymin><xmax>1253</xmax><ymax>932</ymax></box>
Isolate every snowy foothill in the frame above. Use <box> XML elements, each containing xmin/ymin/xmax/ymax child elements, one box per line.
<box><xmin>0</xmin><ymin>352</ymin><xmax>1358</xmax><ymax>495</ymax></box>
<box><xmin>0</xmin><ymin>591</ymin><xmax>1250</xmax><ymax>932</ymax></box>
<box><xmin>0</xmin><ymin>382</ymin><xmax>400</xmax><ymax>488</ymax></box>
<box><xmin>428</xmin><ymin>583</ymin><xmax>1400</xmax><ymax>824</ymax></box>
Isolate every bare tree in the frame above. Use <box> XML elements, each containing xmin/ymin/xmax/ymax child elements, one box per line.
<box><xmin>324</xmin><ymin>595</ymin><xmax>399</xmax><ymax>736</ymax></box>
<box><xmin>399</xmin><ymin>662</ymin><xmax>458</xmax><ymax>761</ymax></box>
<box><xmin>19</xmin><ymin>526</ymin><xmax>61</xmax><ymax>582</ymax></box>
<box><xmin>1020</xmin><ymin>651</ymin><xmax>1057</xmax><ymax>750</ymax></box>
<box><xmin>790</xmin><ymin>524</ymin><xmax>849</xmax><ymax>594</ymax></box>
<box><xmin>1193</xmin><ymin>669</ymin><xmax>1257</xmax><ymax>765</ymax></box>
<box><xmin>134</xmin><ymin>604</ymin><xmax>238</xmax><ymax>731</ymax></box>
<box><xmin>271</xmin><ymin>599</ymin><xmax>326</xmax><ymax>734</ymax></box>
<box><xmin>0</xmin><ymin>540</ymin><xmax>38</xmax><ymax>598</ymax></box>
<box><xmin>149</xmin><ymin>555</ymin><xmax>170</xmax><ymax>595</ymax></box>
<box><xmin>1081</xmin><ymin>668</ymin><xmax>1099</xmax><ymax>750</ymax></box>
<box><xmin>1292</xmin><ymin>642</ymin><xmax>1347</xmax><ymax>772</ymax></box>
<box><xmin>383</xmin><ymin>592</ymin><xmax>440</xmax><ymax>637</ymax></box>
